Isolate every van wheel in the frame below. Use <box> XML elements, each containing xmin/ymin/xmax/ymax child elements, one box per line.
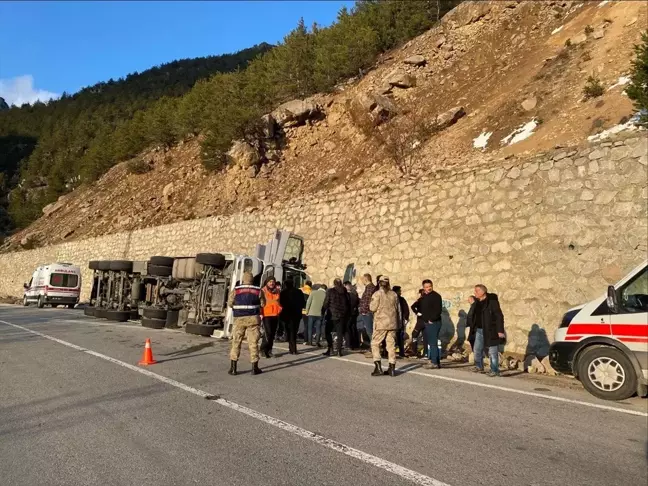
<box><xmin>68</xmin><ymin>304</ymin><xmax>76</xmax><ymax>309</ymax></box>
<box><xmin>23</xmin><ymin>295</ymin><xmax>29</xmax><ymax>307</ymax></box>
<box><xmin>37</xmin><ymin>296</ymin><xmax>44</xmax><ymax>309</ymax></box>
<box><xmin>577</xmin><ymin>346</ymin><xmax>637</xmax><ymax>401</ymax></box>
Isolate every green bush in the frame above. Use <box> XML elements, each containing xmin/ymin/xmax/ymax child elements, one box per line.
<box><xmin>583</xmin><ymin>75</ymin><xmax>605</xmax><ymax>99</ymax></box>
<box><xmin>126</xmin><ymin>159</ymin><xmax>151</xmax><ymax>175</ymax></box>
<box><xmin>626</xmin><ymin>31</ymin><xmax>648</xmax><ymax>126</ymax></box>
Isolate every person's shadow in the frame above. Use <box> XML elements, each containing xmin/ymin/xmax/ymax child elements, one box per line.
<box><xmin>440</xmin><ymin>308</ymin><xmax>456</xmax><ymax>352</ymax></box>
<box><xmin>456</xmin><ymin>309</ymin><xmax>467</xmax><ymax>346</ymax></box>
<box><xmin>526</xmin><ymin>323</ymin><xmax>551</xmax><ymax>359</ymax></box>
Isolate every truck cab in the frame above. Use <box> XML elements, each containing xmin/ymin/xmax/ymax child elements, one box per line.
<box><xmin>549</xmin><ymin>259</ymin><xmax>648</xmax><ymax>401</ymax></box>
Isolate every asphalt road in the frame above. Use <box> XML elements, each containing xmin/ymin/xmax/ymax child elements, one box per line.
<box><xmin>0</xmin><ymin>306</ymin><xmax>646</xmax><ymax>486</ymax></box>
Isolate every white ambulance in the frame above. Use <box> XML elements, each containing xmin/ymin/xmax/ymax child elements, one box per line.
<box><xmin>23</xmin><ymin>263</ymin><xmax>82</xmax><ymax>309</ymax></box>
<box><xmin>549</xmin><ymin>259</ymin><xmax>648</xmax><ymax>401</ymax></box>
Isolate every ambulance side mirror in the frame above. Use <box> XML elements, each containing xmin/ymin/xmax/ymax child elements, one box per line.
<box><xmin>23</xmin><ymin>283</ymin><xmax>28</xmax><ymax>290</ymax></box>
<box><xmin>606</xmin><ymin>286</ymin><xmax>618</xmax><ymax>313</ymax></box>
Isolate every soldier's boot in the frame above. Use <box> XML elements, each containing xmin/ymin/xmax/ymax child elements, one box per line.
<box><xmin>385</xmin><ymin>363</ymin><xmax>396</xmax><ymax>377</ymax></box>
<box><xmin>323</xmin><ymin>347</ymin><xmax>332</xmax><ymax>356</ymax></box>
<box><xmin>371</xmin><ymin>361</ymin><xmax>384</xmax><ymax>376</ymax></box>
<box><xmin>252</xmin><ymin>361</ymin><xmax>263</xmax><ymax>375</ymax></box>
<box><xmin>228</xmin><ymin>360</ymin><xmax>238</xmax><ymax>376</ymax></box>
<box><xmin>337</xmin><ymin>345</ymin><xmax>343</xmax><ymax>357</ymax></box>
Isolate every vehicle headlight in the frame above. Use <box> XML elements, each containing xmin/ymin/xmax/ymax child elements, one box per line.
<box><xmin>559</xmin><ymin>309</ymin><xmax>579</xmax><ymax>328</ymax></box>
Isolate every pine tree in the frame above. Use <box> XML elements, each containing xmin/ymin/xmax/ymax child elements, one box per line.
<box><xmin>626</xmin><ymin>31</ymin><xmax>648</xmax><ymax>126</ymax></box>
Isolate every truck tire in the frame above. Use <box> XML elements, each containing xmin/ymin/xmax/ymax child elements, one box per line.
<box><xmin>89</xmin><ymin>260</ymin><xmax>101</xmax><ymax>270</ymax></box>
<box><xmin>142</xmin><ymin>317</ymin><xmax>166</xmax><ymax>329</ymax></box>
<box><xmin>195</xmin><ymin>253</ymin><xmax>226</xmax><ymax>268</ymax></box>
<box><xmin>577</xmin><ymin>346</ymin><xmax>637</xmax><ymax>401</ymax></box>
<box><xmin>84</xmin><ymin>306</ymin><xmax>95</xmax><ymax>317</ymax></box>
<box><xmin>109</xmin><ymin>260</ymin><xmax>133</xmax><ymax>272</ymax></box>
<box><xmin>149</xmin><ymin>256</ymin><xmax>175</xmax><ymax>267</ymax></box>
<box><xmin>95</xmin><ymin>308</ymin><xmax>108</xmax><ymax>319</ymax></box>
<box><xmin>130</xmin><ymin>310</ymin><xmax>140</xmax><ymax>321</ymax></box>
<box><xmin>142</xmin><ymin>307</ymin><xmax>168</xmax><ymax>320</ymax></box>
<box><xmin>97</xmin><ymin>261</ymin><xmax>111</xmax><ymax>271</ymax></box>
<box><xmin>105</xmin><ymin>310</ymin><xmax>130</xmax><ymax>322</ymax></box>
<box><xmin>148</xmin><ymin>264</ymin><xmax>172</xmax><ymax>277</ymax></box>
<box><xmin>185</xmin><ymin>322</ymin><xmax>215</xmax><ymax>337</ymax></box>
<box><xmin>166</xmin><ymin>310</ymin><xmax>180</xmax><ymax>329</ymax></box>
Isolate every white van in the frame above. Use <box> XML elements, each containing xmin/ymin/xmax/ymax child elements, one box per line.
<box><xmin>23</xmin><ymin>263</ymin><xmax>82</xmax><ymax>309</ymax></box>
<box><xmin>549</xmin><ymin>259</ymin><xmax>648</xmax><ymax>401</ymax></box>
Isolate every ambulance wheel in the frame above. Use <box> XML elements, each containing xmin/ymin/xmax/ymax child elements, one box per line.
<box><xmin>23</xmin><ymin>295</ymin><xmax>29</xmax><ymax>307</ymax></box>
<box><xmin>37</xmin><ymin>295</ymin><xmax>44</xmax><ymax>309</ymax></box>
<box><xmin>577</xmin><ymin>346</ymin><xmax>637</xmax><ymax>401</ymax></box>
<box><xmin>84</xmin><ymin>306</ymin><xmax>96</xmax><ymax>317</ymax></box>
<box><xmin>195</xmin><ymin>253</ymin><xmax>226</xmax><ymax>269</ymax></box>
<box><xmin>142</xmin><ymin>307</ymin><xmax>168</xmax><ymax>320</ymax></box>
<box><xmin>105</xmin><ymin>310</ymin><xmax>130</xmax><ymax>322</ymax></box>
<box><xmin>142</xmin><ymin>317</ymin><xmax>166</xmax><ymax>329</ymax></box>
<box><xmin>185</xmin><ymin>322</ymin><xmax>215</xmax><ymax>337</ymax></box>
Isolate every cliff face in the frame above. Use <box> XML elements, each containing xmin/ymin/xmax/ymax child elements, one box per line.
<box><xmin>5</xmin><ymin>0</ymin><xmax>645</xmax><ymax>251</ymax></box>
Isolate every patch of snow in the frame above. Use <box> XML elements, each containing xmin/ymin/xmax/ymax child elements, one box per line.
<box><xmin>587</xmin><ymin>114</ymin><xmax>641</xmax><ymax>142</ymax></box>
<box><xmin>607</xmin><ymin>76</ymin><xmax>631</xmax><ymax>91</ymax></box>
<box><xmin>551</xmin><ymin>26</ymin><xmax>563</xmax><ymax>35</ymax></box>
<box><xmin>598</xmin><ymin>0</ymin><xmax>609</xmax><ymax>7</ymax></box>
<box><xmin>473</xmin><ymin>131</ymin><xmax>492</xmax><ymax>149</ymax></box>
<box><xmin>501</xmin><ymin>119</ymin><xmax>538</xmax><ymax>146</ymax></box>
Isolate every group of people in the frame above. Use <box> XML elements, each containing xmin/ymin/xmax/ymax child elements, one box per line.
<box><xmin>227</xmin><ymin>271</ymin><xmax>506</xmax><ymax>378</ymax></box>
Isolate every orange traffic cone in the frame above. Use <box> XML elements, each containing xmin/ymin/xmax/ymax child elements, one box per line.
<box><xmin>138</xmin><ymin>338</ymin><xmax>157</xmax><ymax>366</ymax></box>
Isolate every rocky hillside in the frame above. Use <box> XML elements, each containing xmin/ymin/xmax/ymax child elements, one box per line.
<box><xmin>5</xmin><ymin>0</ymin><xmax>646</xmax><ymax>251</ymax></box>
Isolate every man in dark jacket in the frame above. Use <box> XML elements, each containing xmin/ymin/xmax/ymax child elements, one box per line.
<box><xmin>393</xmin><ymin>286</ymin><xmax>409</xmax><ymax>358</ymax></box>
<box><xmin>468</xmin><ymin>284</ymin><xmax>505</xmax><ymax>376</ymax></box>
<box><xmin>279</xmin><ymin>279</ymin><xmax>305</xmax><ymax>355</ymax></box>
<box><xmin>322</xmin><ymin>278</ymin><xmax>351</xmax><ymax>357</ymax></box>
<box><xmin>345</xmin><ymin>281</ymin><xmax>360</xmax><ymax>350</ymax></box>
<box><xmin>411</xmin><ymin>279</ymin><xmax>443</xmax><ymax>369</ymax></box>
<box><xmin>358</xmin><ymin>274</ymin><xmax>377</xmax><ymax>344</ymax></box>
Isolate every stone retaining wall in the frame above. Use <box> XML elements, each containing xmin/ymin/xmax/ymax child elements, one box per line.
<box><xmin>1</xmin><ymin>133</ymin><xmax>646</xmax><ymax>355</ymax></box>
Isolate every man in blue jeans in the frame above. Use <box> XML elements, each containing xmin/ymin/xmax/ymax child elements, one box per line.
<box><xmin>468</xmin><ymin>284</ymin><xmax>505</xmax><ymax>377</ymax></box>
<box><xmin>411</xmin><ymin>279</ymin><xmax>443</xmax><ymax>369</ymax></box>
<box><xmin>358</xmin><ymin>274</ymin><xmax>377</xmax><ymax>346</ymax></box>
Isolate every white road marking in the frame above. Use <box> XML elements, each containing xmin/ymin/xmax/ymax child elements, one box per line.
<box><xmin>274</xmin><ymin>346</ymin><xmax>648</xmax><ymax>418</ymax></box>
<box><xmin>0</xmin><ymin>319</ymin><xmax>449</xmax><ymax>486</ymax></box>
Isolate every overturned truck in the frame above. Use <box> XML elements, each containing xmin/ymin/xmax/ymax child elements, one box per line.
<box><xmin>86</xmin><ymin>259</ymin><xmax>145</xmax><ymax>321</ymax></box>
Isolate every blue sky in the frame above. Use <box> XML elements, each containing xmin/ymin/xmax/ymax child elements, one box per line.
<box><xmin>0</xmin><ymin>1</ymin><xmax>354</xmax><ymax>106</ymax></box>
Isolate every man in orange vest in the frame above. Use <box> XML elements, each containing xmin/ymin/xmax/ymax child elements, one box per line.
<box><xmin>261</xmin><ymin>277</ymin><xmax>282</xmax><ymax>358</ymax></box>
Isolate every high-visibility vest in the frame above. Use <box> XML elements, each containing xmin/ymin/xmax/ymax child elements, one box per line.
<box><xmin>232</xmin><ymin>285</ymin><xmax>261</xmax><ymax>318</ymax></box>
<box><xmin>262</xmin><ymin>287</ymin><xmax>281</xmax><ymax>317</ymax></box>
<box><xmin>301</xmin><ymin>286</ymin><xmax>311</xmax><ymax>315</ymax></box>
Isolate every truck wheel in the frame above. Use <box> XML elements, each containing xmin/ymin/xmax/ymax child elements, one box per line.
<box><xmin>149</xmin><ymin>256</ymin><xmax>174</xmax><ymax>267</ymax></box>
<box><xmin>84</xmin><ymin>306</ymin><xmax>95</xmax><ymax>317</ymax></box>
<box><xmin>89</xmin><ymin>260</ymin><xmax>101</xmax><ymax>270</ymax></box>
<box><xmin>37</xmin><ymin>295</ymin><xmax>44</xmax><ymax>309</ymax></box>
<box><xmin>148</xmin><ymin>264</ymin><xmax>172</xmax><ymax>277</ymax></box>
<box><xmin>94</xmin><ymin>308</ymin><xmax>108</xmax><ymax>319</ymax></box>
<box><xmin>577</xmin><ymin>346</ymin><xmax>637</xmax><ymax>401</ymax></box>
<box><xmin>195</xmin><ymin>253</ymin><xmax>226</xmax><ymax>268</ymax></box>
<box><xmin>105</xmin><ymin>310</ymin><xmax>130</xmax><ymax>322</ymax></box>
<box><xmin>185</xmin><ymin>322</ymin><xmax>215</xmax><ymax>337</ymax></box>
<box><xmin>142</xmin><ymin>307</ymin><xmax>168</xmax><ymax>320</ymax></box>
<box><xmin>97</xmin><ymin>261</ymin><xmax>111</xmax><ymax>271</ymax></box>
<box><xmin>109</xmin><ymin>260</ymin><xmax>133</xmax><ymax>272</ymax></box>
<box><xmin>130</xmin><ymin>310</ymin><xmax>140</xmax><ymax>321</ymax></box>
<box><xmin>142</xmin><ymin>317</ymin><xmax>166</xmax><ymax>329</ymax></box>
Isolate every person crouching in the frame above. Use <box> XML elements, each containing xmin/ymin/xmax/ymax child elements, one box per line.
<box><xmin>228</xmin><ymin>271</ymin><xmax>264</xmax><ymax>376</ymax></box>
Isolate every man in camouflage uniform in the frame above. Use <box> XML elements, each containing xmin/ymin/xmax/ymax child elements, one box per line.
<box><xmin>228</xmin><ymin>272</ymin><xmax>265</xmax><ymax>376</ymax></box>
